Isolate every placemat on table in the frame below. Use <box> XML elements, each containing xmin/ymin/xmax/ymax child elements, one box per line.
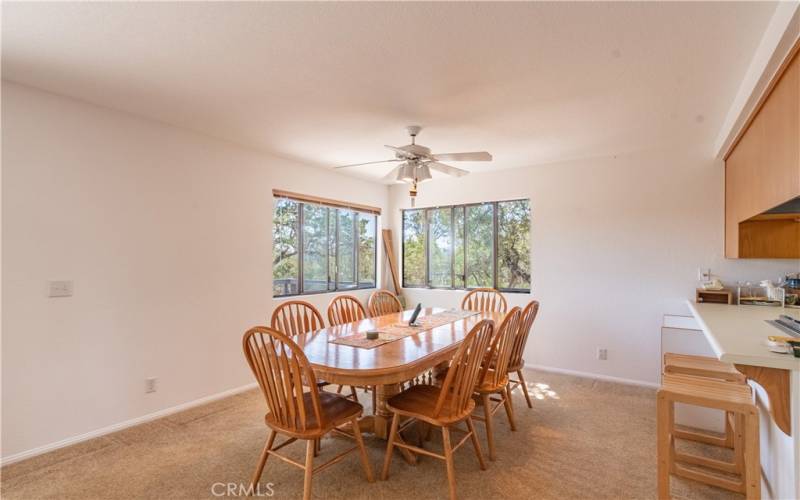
<box><xmin>329</xmin><ymin>309</ymin><xmax>479</xmax><ymax>349</ymax></box>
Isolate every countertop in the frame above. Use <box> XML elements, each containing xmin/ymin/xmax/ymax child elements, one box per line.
<box><xmin>686</xmin><ymin>301</ymin><xmax>800</xmax><ymax>371</ymax></box>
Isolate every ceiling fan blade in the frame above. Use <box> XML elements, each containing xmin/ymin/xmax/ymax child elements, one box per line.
<box><xmin>334</xmin><ymin>159</ymin><xmax>401</xmax><ymax>169</ymax></box>
<box><xmin>432</xmin><ymin>151</ymin><xmax>492</xmax><ymax>161</ymax></box>
<box><xmin>427</xmin><ymin>161</ymin><xmax>469</xmax><ymax>177</ymax></box>
<box><xmin>382</xmin><ymin>165</ymin><xmax>403</xmax><ymax>182</ymax></box>
<box><xmin>384</xmin><ymin>145</ymin><xmax>415</xmax><ymax>159</ymax></box>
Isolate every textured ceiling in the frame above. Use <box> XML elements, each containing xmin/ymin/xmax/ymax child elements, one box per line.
<box><xmin>2</xmin><ymin>2</ymin><xmax>778</xmax><ymax>182</ymax></box>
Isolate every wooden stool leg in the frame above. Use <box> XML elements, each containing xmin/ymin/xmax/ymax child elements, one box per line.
<box><xmin>442</xmin><ymin>425</ymin><xmax>457</xmax><ymax>500</ymax></box>
<box><xmin>465</xmin><ymin>416</ymin><xmax>486</xmax><ymax>471</ymax></box>
<box><xmin>371</xmin><ymin>386</ymin><xmax>377</xmax><ymax>415</ymax></box>
<box><xmin>503</xmin><ymin>385</ymin><xmax>517</xmax><ymax>431</ymax></box>
<box><xmin>734</xmin><ymin>412</ymin><xmax>745</xmax><ymax>474</ymax></box>
<box><xmin>482</xmin><ymin>393</ymin><xmax>496</xmax><ymax>461</ymax></box>
<box><xmin>517</xmin><ymin>369</ymin><xmax>533</xmax><ymax>408</ymax></box>
<box><xmin>303</xmin><ymin>439</ymin><xmax>315</xmax><ymax>500</ymax></box>
<box><xmin>724</xmin><ymin>411</ymin><xmax>735</xmax><ymax>448</ymax></box>
<box><xmin>350</xmin><ymin>386</ymin><xmax>359</xmax><ymax>401</ymax></box>
<box><xmin>250</xmin><ymin>430</ymin><xmax>276</xmax><ymax>490</ymax></box>
<box><xmin>381</xmin><ymin>412</ymin><xmax>400</xmax><ymax>480</ymax></box>
<box><xmin>657</xmin><ymin>393</ymin><xmax>671</xmax><ymax>500</ymax></box>
<box><xmin>743</xmin><ymin>409</ymin><xmax>761</xmax><ymax>500</ymax></box>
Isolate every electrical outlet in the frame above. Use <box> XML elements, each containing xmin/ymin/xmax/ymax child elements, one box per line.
<box><xmin>145</xmin><ymin>378</ymin><xmax>157</xmax><ymax>394</ymax></box>
<box><xmin>48</xmin><ymin>280</ymin><xmax>74</xmax><ymax>298</ymax></box>
<box><xmin>697</xmin><ymin>268</ymin><xmax>711</xmax><ymax>282</ymax></box>
<box><xmin>597</xmin><ymin>348</ymin><xmax>608</xmax><ymax>361</ymax></box>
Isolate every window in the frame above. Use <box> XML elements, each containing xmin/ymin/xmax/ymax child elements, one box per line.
<box><xmin>402</xmin><ymin>210</ymin><xmax>425</xmax><ymax>286</ymax></box>
<box><xmin>273</xmin><ymin>196</ymin><xmax>378</xmax><ymax>297</ymax></box>
<box><xmin>427</xmin><ymin>208</ymin><xmax>452</xmax><ymax>287</ymax></box>
<box><xmin>401</xmin><ymin>199</ymin><xmax>530</xmax><ymax>292</ymax></box>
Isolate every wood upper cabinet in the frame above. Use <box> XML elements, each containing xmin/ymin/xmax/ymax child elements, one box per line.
<box><xmin>725</xmin><ymin>50</ymin><xmax>800</xmax><ymax>259</ymax></box>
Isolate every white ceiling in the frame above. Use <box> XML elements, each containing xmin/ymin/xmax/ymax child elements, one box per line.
<box><xmin>2</xmin><ymin>2</ymin><xmax>779</xmax><ymax>182</ymax></box>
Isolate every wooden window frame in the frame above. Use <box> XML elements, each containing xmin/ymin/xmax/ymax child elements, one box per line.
<box><xmin>272</xmin><ymin>192</ymin><xmax>378</xmax><ymax>298</ymax></box>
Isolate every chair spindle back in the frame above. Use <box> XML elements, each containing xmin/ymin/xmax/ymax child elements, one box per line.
<box><xmin>367</xmin><ymin>290</ymin><xmax>403</xmax><ymax>317</ymax></box>
<box><xmin>327</xmin><ymin>295</ymin><xmax>367</xmax><ymax>326</ymax></box>
<box><xmin>434</xmin><ymin>319</ymin><xmax>495</xmax><ymax>420</ymax></box>
<box><xmin>509</xmin><ymin>300</ymin><xmax>540</xmax><ymax>370</ymax></box>
<box><xmin>271</xmin><ymin>300</ymin><xmax>325</xmax><ymax>337</ymax></box>
<box><xmin>461</xmin><ymin>288</ymin><xmax>508</xmax><ymax>313</ymax></box>
<box><xmin>242</xmin><ymin>326</ymin><xmax>323</xmax><ymax>432</ymax></box>
<box><xmin>482</xmin><ymin>307</ymin><xmax>522</xmax><ymax>387</ymax></box>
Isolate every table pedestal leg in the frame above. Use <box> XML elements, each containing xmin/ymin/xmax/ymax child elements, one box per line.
<box><xmin>373</xmin><ymin>383</ymin><xmax>399</xmax><ymax>438</ymax></box>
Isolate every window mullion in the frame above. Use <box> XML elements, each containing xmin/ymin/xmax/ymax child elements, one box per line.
<box><xmin>426</xmin><ymin>209</ymin><xmax>432</xmax><ymax>288</ymax></box>
<box><xmin>353</xmin><ymin>212</ymin><xmax>359</xmax><ymax>288</ymax></box>
<box><xmin>325</xmin><ymin>207</ymin><xmax>331</xmax><ymax>291</ymax></box>
<box><xmin>463</xmin><ymin>206</ymin><xmax>469</xmax><ymax>289</ymax></box>
<box><xmin>450</xmin><ymin>206</ymin><xmax>454</xmax><ymax>289</ymax></box>
<box><xmin>490</xmin><ymin>202</ymin><xmax>495</xmax><ymax>290</ymax></box>
<box><xmin>334</xmin><ymin>209</ymin><xmax>340</xmax><ymax>291</ymax></box>
<box><xmin>298</xmin><ymin>203</ymin><xmax>304</xmax><ymax>295</ymax></box>
<box><xmin>462</xmin><ymin>207</ymin><xmax>466</xmax><ymax>289</ymax></box>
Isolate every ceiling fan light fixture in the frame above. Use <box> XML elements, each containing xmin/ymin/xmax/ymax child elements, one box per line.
<box><xmin>397</xmin><ymin>163</ymin><xmax>417</xmax><ymax>182</ymax></box>
<box><xmin>417</xmin><ymin>163</ymin><xmax>432</xmax><ymax>182</ymax></box>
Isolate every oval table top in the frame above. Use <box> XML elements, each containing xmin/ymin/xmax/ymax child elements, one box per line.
<box><xmin>297</xmin><ymin>307</ymin><xmax>505</xmax><ymax>386</ymax></box>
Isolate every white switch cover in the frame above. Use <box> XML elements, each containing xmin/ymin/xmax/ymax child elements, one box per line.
<box><xmin>48</xmin><ymin>280</ymin><xmax>74</xmax><ymax>297</ymax></box>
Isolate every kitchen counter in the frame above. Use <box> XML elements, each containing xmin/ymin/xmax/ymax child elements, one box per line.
<box><xmin>687</xmin><ymin>300</ymin><xmax>799</xmax><ymax>500</ymax></box>
<box><xmin>686</xmin><ymin>301</ymin><xmax>800</xmax><ymax>370</ymax></box>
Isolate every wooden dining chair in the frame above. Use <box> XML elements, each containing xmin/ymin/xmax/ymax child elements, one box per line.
<box><xmin>326</xmin><ymin>295</ymin><xmax>375</xmax><ymax>406</ymax></box>
<box><xmin>327</xmin><ymin>295</ymin><xmax>368</xmax><ymax>326</ymax></box>
<box><xmin>243</xmin><ymin>326</ymin><xmax>373</xmax><ymax>500</ymax></box>
<box><xmin>507</xmin><ymin>300</ymin><xmax>539</xmax><ymax>408</ymax></box>
<box><xmin>472</xmin><ymin>307</ymin><xmax>522</xmax><ymax>461</ymax></box>
<box><xmin>461</xmin><ymin>288</ymin><xmax>507</xmax><ymax>313</ymax></box>
<box><xmin>382</xmin><ymin>319</ymin><xmax>494</xmax><ymax>500</ymax></box>
<box><xmin>270</xmin><ymin>300</ymin><xmax>325</xmax><ymax>336</ymax></box>
<box><xmin>367</xmin><ymin>290</ymin><xmax>402</xmax><ymax>317</ymax></box>
<box><xmin>271</xmin><ymin>300</ymin><xmax>359</xmax><ymax>402</ymax></box>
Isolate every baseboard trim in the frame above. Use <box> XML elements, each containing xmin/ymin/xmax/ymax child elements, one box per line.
<box><xmin>526</xmin><ymin>364</ymin><xmax>660</xmax><ymax>389</ymax></box>
<box><xmin>0</xmin><ymin>382</ymin><xmax>259</xmax><ymax>467</ymax></box>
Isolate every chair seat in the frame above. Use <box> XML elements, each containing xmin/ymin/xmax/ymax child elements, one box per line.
<box><xmin>387</xmin><ymin>384</ymin><xmax>475</xmax><ymax>425</ymax></box>
<box><xmin>660</xmin><ymin>373</ymin><xmax>753</xmax><ymax>411</ymax></box>
<box><xmin>266</xmin><ymin>391</ymin><xmax>362</xmax><ymax>436</ymax></box>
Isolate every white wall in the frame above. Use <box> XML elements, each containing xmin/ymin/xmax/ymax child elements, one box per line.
<box><xmin>388</xmin><ymin>150</ymin><xmax>798</xmax><ymax>386</ymax></box>
<box><xmin>0</xmin><ymin>82</ymin><xmax>389</xmax><ymax>460</ymax></box>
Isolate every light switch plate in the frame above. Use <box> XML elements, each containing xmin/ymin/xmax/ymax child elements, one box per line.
<box><xmin>48</xmin><ymin>280</ymin><xmax>73</xmax><ymax>298</ymax></box>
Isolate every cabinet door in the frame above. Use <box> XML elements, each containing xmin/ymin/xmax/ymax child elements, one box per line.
<box><xmin>725</xmin><ymin>113</ymin><xmax>762</xmax><ymax>257</ymax></box>
<box><xmin>760</xmin><ymin>53</ymin><xmax>800</xmax><ymax>207</ymax></box>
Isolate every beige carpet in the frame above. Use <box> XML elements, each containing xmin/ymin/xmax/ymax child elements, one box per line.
<box><xmin>1</xmin><ymin>369</ymin><xmax>741</xmax><ymax>499</ymax></box>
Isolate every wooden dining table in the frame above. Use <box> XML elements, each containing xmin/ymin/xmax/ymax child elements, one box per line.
<box><xmin>295</xmin><ymin>307</ymin><xmax>506</xmax><ymax>442</ymax></box>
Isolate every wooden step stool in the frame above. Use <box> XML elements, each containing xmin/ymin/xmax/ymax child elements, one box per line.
<box><xmin>657</xmin><ymin>373</ymin><xmax>760</xmax><ymax>499</ymax></box>
<box><xmin>662</xmin><ymin>353</ymin><xmax>747</xmax><ymax>448</ymax></box>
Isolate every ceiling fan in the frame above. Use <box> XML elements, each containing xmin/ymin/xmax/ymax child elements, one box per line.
<box><xmin>334</xmin><ymin>126</ymin><xmax>492</xmax><ymax>205</ymax></box>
